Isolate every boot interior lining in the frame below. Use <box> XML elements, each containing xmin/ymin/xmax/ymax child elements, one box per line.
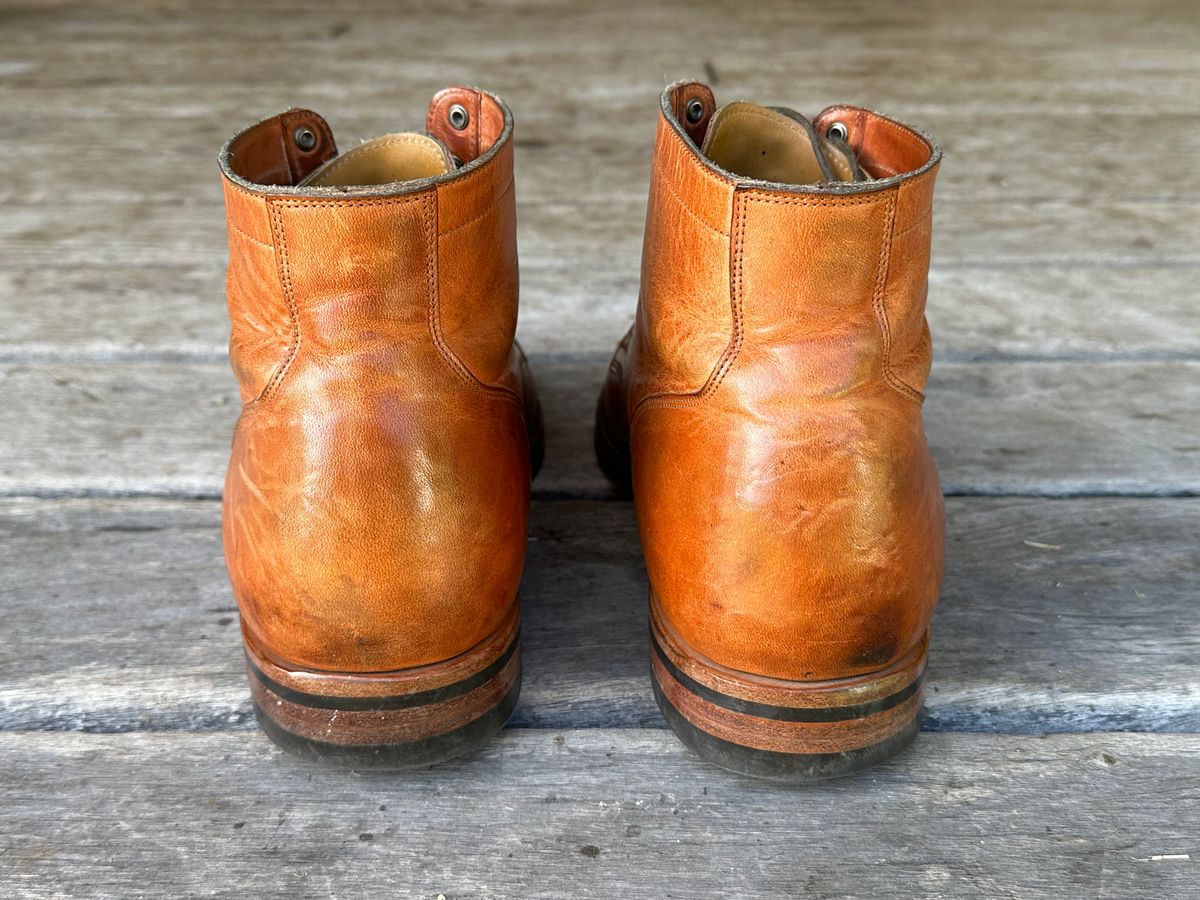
<box><xmin>701</xmin><ymin>103</ymin><xmax>857</xmax><ymax>186</ymax></box>
<box><xmin>301</xmin><ymin>133</ymin><xmax>452</xmax><ymax>187</ymax></box>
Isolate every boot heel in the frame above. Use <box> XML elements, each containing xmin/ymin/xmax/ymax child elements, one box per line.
<box><xmin>650</xmin><ymin>605</ymin><xmax>925</xmax><ymax>781</ymax></box>
<box><xmin>245</xmin><ymin>604</ymin><xmax>521</xmax><ymax>769</ymax></box>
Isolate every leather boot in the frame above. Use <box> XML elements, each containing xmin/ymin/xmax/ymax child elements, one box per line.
<box><xmin>596</xmin><ymin>81</ymin><xmax>943</xmax><ymax>779</ymax></box>
<box><xmin>218</xmin><ymin>86</ymin><xmax>542</xmax><ymax>767</ymax></box>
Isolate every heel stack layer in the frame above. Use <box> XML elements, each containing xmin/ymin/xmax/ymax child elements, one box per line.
<box><xmin>244</xmin><ymin>603</ymin><xmax>521</xmax><ymax>769</ymax></box>
<box><xmin>650</xmin><ymin>605</ymin><xmax>925</xmax><ymax>781</ymax></box>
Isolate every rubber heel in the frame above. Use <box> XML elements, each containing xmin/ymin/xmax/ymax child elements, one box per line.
<box><xmin>650</xmin><ymin>605</ymin><xmax>925</xmax><ymax>781</ymax></box>
<box><xmin>245</xmin><ymin>604</ymin><xmax>521</xmax><ymax>769</ymax></box>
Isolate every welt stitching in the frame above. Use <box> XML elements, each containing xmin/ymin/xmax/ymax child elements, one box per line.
<box><xmin>422</xmin><ymin>191</ymin><xmax>522</xmax><ymax>405</ymax></box>
<box><xmin>438</xmin><ymin>176</ymin><xmax>514</xmax><ymax>237</ymax></box>
<box><xmin>651</xmin><ymin>156</ymin><xmax>729</xmax><ymax>237</ymax></box>
<box><xmin>871</xmin><ymin>191</ymin><xmax>924</xmax><ymax>405</ymax></box>
<box><xmin>255</xmin><ymin>201</ymin><xmax>301</xmax><ymax>406</ymax></box>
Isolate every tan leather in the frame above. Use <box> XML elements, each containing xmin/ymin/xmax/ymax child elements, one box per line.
<box><xmin>301</xmin><ymin>133</ymin><xmax>453</xmax><ymax>186</ymax></box>
<box><xmin>218</xmin><ymin>86</ymin><xmax>539</xmax><ymax>675</ymax></box>
<box><xmin>597</xmin><ymin>81</ymin><xmax>944</xmax><ymax>683</ymax></box>
<box><xmin>701</xmin><ymin>102</ymin><xmax>856</xmax><ymax>185</ymax></box>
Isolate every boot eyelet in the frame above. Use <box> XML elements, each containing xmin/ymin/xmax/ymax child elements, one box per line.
<box><xmin>685</xmin><ymin>98</ymin><xmax>706</xmax><ymax>124</ymax></box>
<box><xmin>293</xmin><ymin>126</ymin><xmax>317</xmax><ymax>152</ymax></box>
<box><xmin>448</xmin><ymin>103</ymin><xmax>470</xmax><ymax>130</ymax></box>
<box><xmin>826</xmin><ymin>121</ymin><xmax>849</xmax><ymax>142</ymax></box>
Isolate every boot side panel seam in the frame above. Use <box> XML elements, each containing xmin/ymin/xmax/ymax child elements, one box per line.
<box><xmin>869</xmin><ymin>190</ymin><xmax>925</xmax><ymax>405</ymax></box>
<box><xmin>422</xmin><ymin>190</ymin><xmax>523</xmax><ymax>407</ymax></box>
<box><xmin>243</xmin><ymin>199</ymin><xmax>302</xmax><ymax>409</ymax></box>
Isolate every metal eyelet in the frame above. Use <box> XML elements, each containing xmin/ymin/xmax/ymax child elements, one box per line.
<box><xmin>448</xmin><ymin>103</ymin><xmax>470</xmax><ymax>130</ymax></box>
<box><xmin>826</xmin><ymin>121</ymin><xmax>849</xmax><ymax>142</ymax></box>
<box><xmin>685</xmin><ymin>98</ymin><xmax>706</xmax><ymax>124</ymax></box>
<box><xmin>293</xmin><ymin>126</ymin><xmax>317</xmax><ymax>152</ymax></box>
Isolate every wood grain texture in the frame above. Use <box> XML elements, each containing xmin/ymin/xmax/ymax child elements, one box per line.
<box><xmin>1</xmin><ymin>356</ymin><xmax>1196</xmax><ymax>499</ymax></box>
<box><xmin>1</xmin><ymin>496</ymin><xmax>1196</xmax><ymax>734</ymax></box>
<box><xmin>0</xmin><ymin>729</ymin><xmax>1196</xmax><ymax>900</ymax></box>
<box><xmin>1</xmin><ymin>0</ymin><xmax>1197</xmax><ymax>358</ymax></box>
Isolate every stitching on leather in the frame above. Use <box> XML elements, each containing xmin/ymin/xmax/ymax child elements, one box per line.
<box><xmin>651</xmin><ymin>156</ymin><xmax>729</xmax><ymax>237</ymax></box>
<box><xmin>269</xmin><ymin>197</ymin><xmax>423</xmax><ymax>208</ymax></box>
<box><xmin>663</xmin><ymin>112</ymin><xmax>737</xmax><ymax>192</ymax></box>
<box><xmin>222</xmin><ymin>136</ymin><xmax>509</xmax><ymax>206</ymax></box>
<box><xmin>736</xmin><ymin>190</ymin><xmax>884</xmax><ymax>207</ymax></box>
<box><xmin>422</xmin><ymin>191</ymin><xmax>522</xmax><ymax>405</ymax></box>
<box><xmin>706</xmin><ymin>192</ymin><xmax>748</xmax><ymax>394</ymax></box>
<box><xmin>250</xmin><ymin>201</ymin><xmax>301</xmax><ymax>407</ymax></box>
<box><xmin>871</xmin><ymin>190</ymin><xmax>924</xmax><ymax>405</ymax></box>
<box><xmin>866</xmin><ymin>112</ymin><xmax>934</xmax><ymax>158</ymax></box>
<box><xmin>437</xmin><ymin>176</ymin><xmax>514</xmax><ymax>237</ymax></box>
<box><xmin>630</xmin><ymin>193</ymin><xmax>747</xmax><ymax>425</ymax></box>
<box><xmin>226</xmin><ymin>220</ymin><xmax>274</xmax><ymax>250</ymax></box>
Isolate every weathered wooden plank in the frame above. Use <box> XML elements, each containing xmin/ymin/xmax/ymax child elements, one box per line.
<box><xmin>0</xmin><ymin>358</ymin><xmax>1196</xmax><ymax>499</ymax></box>
<box><xmin>3</xmin><ymin>229</ymin><xmax>1197</xmax><ymax>361</ymax></box>
<box><xmin>3</xmin><ymin>265</ymin><xmax>1200</xmax><ymax>363</ymax></box>
<box><xmin>6</xmin><ymin>109</ymin><xmax>1199</xmax><ymax>206</ymax></box>
<box><xmin>0</xmin><ymin>730</ymin><xmax>1196</xmax><ymax>900</ymax></box>
<box><xmin>1</xmin><ymin>0</ymin><xmax>1197</xmax><ymax>357</ymax></box>
<box><xmin>3</xmin><ymin>195</ymin><xmax>1192</xmax><ymax>271</ymax></box>
<box><xmin>1</xmin><ymin>0</ymin><xmax>1195</xmax><ymax>120</ymax></box>
<box><xmin>1</xmin><ymin>496</ymin><xmax>1196</xmax><ymax>733</ymax></box>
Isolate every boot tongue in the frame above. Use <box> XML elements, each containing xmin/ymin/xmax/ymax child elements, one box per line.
<box><xmin>700</xmin><ymin>102</ymin><xmax>866</xmax><ymax>185</ymax></box>
<box><xmin>300</xmin><ymin>132</ymin><xmax>455</xmax><ymax>188</ymax></box>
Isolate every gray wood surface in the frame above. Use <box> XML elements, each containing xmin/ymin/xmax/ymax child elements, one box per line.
<box><xmin>2</xmin><ymin>0</ymin><xmax>1198</xmax><ymax>360</ymax></box>
<box><xmin>1</xmin><ymin>356</ymin><xmax>1198</xmax><ymax>499</ymax></box>
<box><xmin>2</xmin><ymin>495</ymin><xmax>1196</xmax><ymax>733</ymax></box>
<box><xmin>1</xmin><ymin>730</ymin><xmax>1196</xmax><ymax>900</ymax></box>
<box><xmin>2</xmin><ymin>0</ymin><xmax>1197</xmax><ymax>895</ymax></box>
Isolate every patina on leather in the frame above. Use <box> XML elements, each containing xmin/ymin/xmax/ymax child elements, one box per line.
<box><xmin>218</xmin><ymin>86</ymin><xmax>536</xmax><ymax>676</ymax></box>
<box><xmin>598</xmin><ymin>81</ymin><xmax>944</xmax><ymax>685</ymax></box>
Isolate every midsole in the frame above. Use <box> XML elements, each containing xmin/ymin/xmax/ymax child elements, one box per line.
<box><xmin>650</xmin><ymin>595</ymin><xmax>927</xmax><ymax>710</ymax></box>
<box><xmin>651</xmin><ymin>629</ymin><xmax>923</xmax><ymax>723</ymax></box>
<box><xmin>242</xmin><ymin>599</ymin><xmax>521</xmax><ymax>701</ymax></box>
<box><xmin>650</xmin><ymin>599</ymin><xmax>926</xmax><ymax>756</ymax></box>
<box><xmin>250</xmin><ymin>645</ymin><xmax>521</xmax><ymax>747</ymax></box>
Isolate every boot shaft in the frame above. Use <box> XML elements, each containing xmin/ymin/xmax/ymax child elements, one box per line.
<box><xmin>219</xmin><ymin>87</ymin><xmax>520</xmax><ymax>407</ymax></box>
<box><xmin>629</xmin><ymin>81</ymin><xmax>941</xmax><ymax>408</ymax></box>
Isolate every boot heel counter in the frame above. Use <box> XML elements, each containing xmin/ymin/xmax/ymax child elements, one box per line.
<box><xmin>633</xmin><ymin>399</ymin><xmax>942</xmax><ymax>683</ymax></box>
<box><xmin>222</xmin><ymin>390</ymin><xmax>530</xmax><ymax>675</ymax></box>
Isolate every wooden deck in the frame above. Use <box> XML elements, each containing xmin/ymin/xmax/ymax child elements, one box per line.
<box><xmin>1</xmin><ymin>0</ymin><xmax>1197</xmax><ymax>896</ymax></box>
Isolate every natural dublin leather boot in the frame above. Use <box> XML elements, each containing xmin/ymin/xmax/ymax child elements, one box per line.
<box><xmin>218</xmin><ymin>86</ymin><xmax>542</xmax><ymax>767</ymax></box>
<box><xmin>596</xmin><ymin>81</ymin><xmax>943</xmax><ymax>779</ymax></box>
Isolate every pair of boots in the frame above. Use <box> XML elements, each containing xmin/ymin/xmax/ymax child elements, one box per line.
<box><xmin>218</xmin><ymin>81</ymin><xmax>943</xmax><ymax>781</ymax></box>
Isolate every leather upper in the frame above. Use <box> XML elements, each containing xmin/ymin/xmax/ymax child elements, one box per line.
<box><xmin>219</xmin><ymin>87</ymin><xmax>535</xmax><ymax>674</ymax></box>
<box><xmin>599</xmin><ymin>82</ymin><xmax>944</xmax><ymax>683</ymax></box>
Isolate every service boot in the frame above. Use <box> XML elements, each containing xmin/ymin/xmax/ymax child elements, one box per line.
<box><xmin>218</xmin><ymin>86</ymin><xmax>541</xmax><ymax>767</ymax></box>
<box><xmin>596</xmin><ymin>81</ymin><xmax>943</xmax><ymax>779</ymax></box>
